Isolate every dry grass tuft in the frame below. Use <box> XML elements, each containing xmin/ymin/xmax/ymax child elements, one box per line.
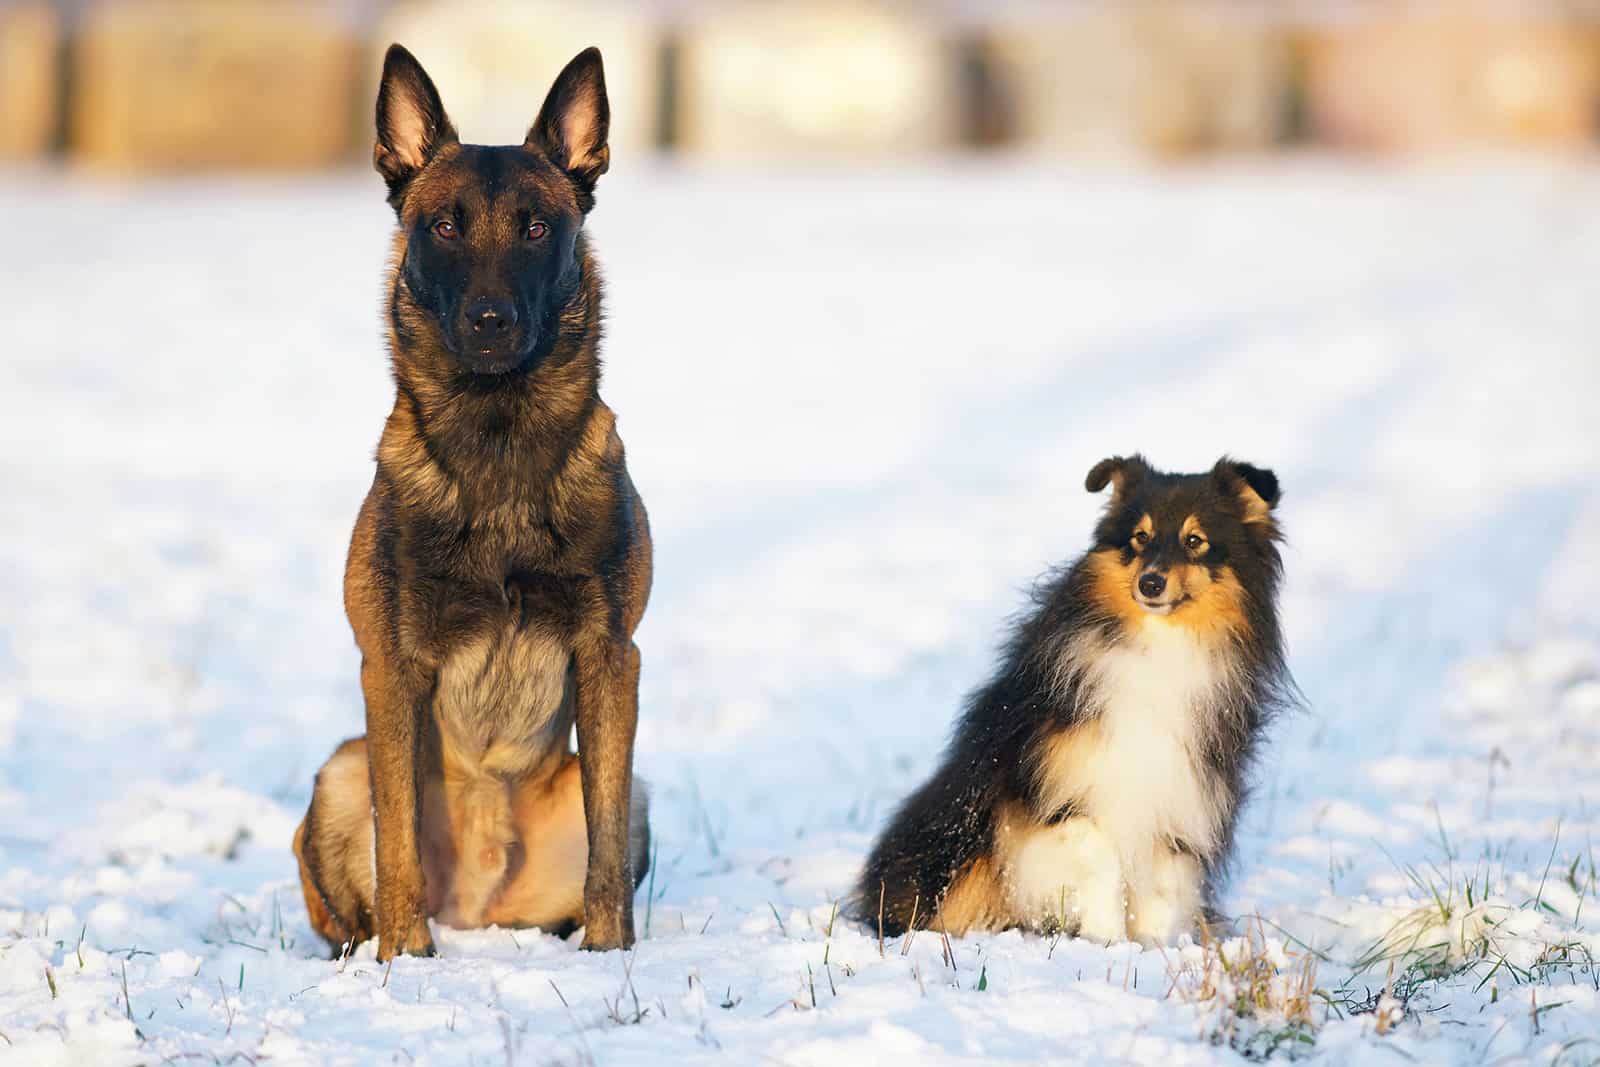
<box><xmin>1166</xmin><ymin>923</ymin><xmax>1325</xmax><ymax>1060</ymax></box>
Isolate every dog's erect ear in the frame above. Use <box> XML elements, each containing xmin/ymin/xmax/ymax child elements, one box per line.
<box><xmin>1213</xmin><ymin>457</ymin><xmax>1280</xmax><ymax>524</ymax></box>
<box><xmin>1085</xmin><ymin>455</ymin><xmax>1151</xmax><ymax>499</ymax></box>
<box><xmin>527</xmin><ymin>47</ymin><xmax>610</xmax><ymax>201</ymax></box>
<box><xmin>374</xmin><ymin>44</ymin><xmax>457</xmax><ymax>199</ymax></box>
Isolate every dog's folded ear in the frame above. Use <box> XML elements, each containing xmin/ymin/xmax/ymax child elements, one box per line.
<box><xmin>374</xmin><ymin>45</ymin><xmax>457</xmax><ymax>201</ymax></box>
<box><xmin>1212</xmin><ymin>457</ymin><xmax>1281</xmax><ymax>524</ymax></box>
<box><xmin>1084</xmin><ymin>455</ymin><xmax>1150</xmax><ymax>499</ymax></box>
<box><xmin>528</xmin><ymin>47</ymin><xmax>611</xmax><ymax>206</ymax></box>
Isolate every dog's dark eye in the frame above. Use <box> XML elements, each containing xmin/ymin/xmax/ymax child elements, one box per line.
<box><xmin>433</xmin><ymin>219</ymin><xmax>458</xmax><ymax>240</ymax></box>
<box><xmin>526</xmin><ymin>221</ymin><xmax>549</xmax><ymax>241</ymax></box>
<box><xmin>1185</xmin><ymin>534</ymin><xmax>1206</xmax><ymax>551</ymax></box>
<box><xmin>1131</xmin><ymin>530</ymin><xmax>1150</xmax><ymax>548</ymax></box>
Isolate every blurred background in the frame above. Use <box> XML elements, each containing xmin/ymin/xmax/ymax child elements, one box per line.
<box><xmin>6</xmin><ymin>0</ymin><xmax>1600</xmax><ymax>169</ymax></box>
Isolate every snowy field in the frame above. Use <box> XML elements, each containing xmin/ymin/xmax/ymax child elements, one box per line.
<box><xmin>2</xmin><ymin>159</ymin><xmax>1599</xmax><ymax>1065</ymax></box>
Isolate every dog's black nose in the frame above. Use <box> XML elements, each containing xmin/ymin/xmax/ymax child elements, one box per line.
<box><xmin>465</xmin><ymin>297</ymin><xmax>517</xmax><ymax>336</ymax></box>
<box><xmin>1137</xmin><ymin>572</ymin><xmax>1166</xmax><ymax>599</ymax></box>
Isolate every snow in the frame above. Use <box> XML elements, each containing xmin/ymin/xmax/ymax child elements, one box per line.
<box><xmin>2</xmin><ymin>158</ymin><xmax>1599</xmax><ymax>1065</ymax></box>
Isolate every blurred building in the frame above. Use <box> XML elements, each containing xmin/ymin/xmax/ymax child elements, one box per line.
<box><xmin>980</xmin><ymin>3</ymin><xmax>1291</xmax><ymax>158</ymax></box>
<box><xmin>1296</xmin><ymin>6</ymin><xmax>1600</xmax><ymax>152</ymax></box>
<box><xmin>0</xmin><ymin>2</ymin><xmax>59</xmax><ymax>159</ymax></box>
<box><xmin>2</xmin><ymin>0</ymin><xmax>1599</xmax><ymax>170</ymax></box>
<box><xmin>675</xmin><ymin>3</ymin><xmax>961</xmax><ymax>158</ymax></box>
<box><xmin>373</xmin><ymin>1</ymin><xmax>663</xmax><ymax>155</ymax></box>
<box><xmin>70</xmin><ymin>0</ymin><xmax>362</xmax><ymax>169</ymax></box>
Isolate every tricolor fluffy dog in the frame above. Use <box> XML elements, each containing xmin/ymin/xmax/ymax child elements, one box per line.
<box><xmin>854</xmin><ymin>456</ymin><xmax>1292</xmax><ymax>945</ymax></box>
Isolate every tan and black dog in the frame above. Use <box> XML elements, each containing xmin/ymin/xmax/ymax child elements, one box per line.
<box><xmin>293</xmin><ymin>45</ymin><xmax>650</xmax><ymax>959</ymax></box>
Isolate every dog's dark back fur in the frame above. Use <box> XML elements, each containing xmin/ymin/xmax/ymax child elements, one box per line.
<box><xmin>854</xmin><ymin>457</ymin><xmax>1293</xmax><ymax>936</ymax></box>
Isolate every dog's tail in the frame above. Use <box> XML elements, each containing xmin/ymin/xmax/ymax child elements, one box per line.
<box><xmin>437</xmin><ymin>773</ymin><xmax>516</xmax><ymax>928</ymax></box>
<box><xmin>295</xmin><ymin>737</ymin><xmax>379</xmax><ymax>956</ymax></box>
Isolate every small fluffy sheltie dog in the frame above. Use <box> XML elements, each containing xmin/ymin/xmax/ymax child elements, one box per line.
<box><xmin>853</xmin><ymin>455</ymin><xmax>1292</xmax><ymax>945</ymax></box>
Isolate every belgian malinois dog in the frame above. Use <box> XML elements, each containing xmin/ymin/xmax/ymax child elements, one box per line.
<box><xmin>293</xmin><ymin>44</ymin><xmax>651</xmax><ymax>959</ymax></box>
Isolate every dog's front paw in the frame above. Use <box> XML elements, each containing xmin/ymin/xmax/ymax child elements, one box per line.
<box><xmin>1128</xmin><ymin>898</ymin><xmax>1197</xmax><ymax>948</ymax></box>
<box><xmin>1073</xmin><ymin>896</ymin><xmax>1130</xmax><ymax>946</ymax></box>
<box><xmin>578</xmin><ymin>913</ymin><xmax>634</xmax><ymax>952</ymax></box>
<box><xmin>376</xmin><ymin>917</ymin><xmax>437</xmax><ymax>961</ymax></box>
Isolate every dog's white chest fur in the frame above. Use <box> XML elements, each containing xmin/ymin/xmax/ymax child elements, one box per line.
<box><xmin>1038</xmin><ymin>620</ymin><xmax>1229</xmax><ymax>886</ymax></box>
<box><xmin>1001</xmin><ymin>619</ymin><xmax>1230</xmax><ymax>943</ymax></box>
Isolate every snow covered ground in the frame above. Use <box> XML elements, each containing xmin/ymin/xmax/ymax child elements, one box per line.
<box><xmin>2</xmin><ymin>158</ymin><xmax>1598</xmax><ymax>1065</ymax></box>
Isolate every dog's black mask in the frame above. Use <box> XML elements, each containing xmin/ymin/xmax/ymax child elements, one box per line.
<box><xmin>373</xmin><ymin>44</ymin><xmax>610</xmax><ymax>377</ymax></box>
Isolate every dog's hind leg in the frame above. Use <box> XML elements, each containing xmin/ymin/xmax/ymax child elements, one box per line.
<box><xmin>294</xmin><ymin>737</ymin><xmax>379</xmax><ymax>956</ymax></box>
<box><xmin>930</xmin><ymin>854</ymin><xmax>1005</xmax><ymax>935</ymax></box>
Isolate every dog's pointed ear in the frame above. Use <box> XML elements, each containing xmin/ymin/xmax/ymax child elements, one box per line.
<box><xmin>1213</xmin><ymin>457</ymin><xmax>1280</xmax><ymax>524</ymax></box>
<box><xmin>374</xmin><ymin>44</ymin><xmax>457</xmax><ymax>199</ymax></box>
<box><xmin>527</xmin><ymin>47</ymin><xmax>610</xmax><ymax>203</ymax></box>
<box><xmin>1085</xmin><ymin>455</ymin><xmax>1150</xmax><ymax>500</ymax></box>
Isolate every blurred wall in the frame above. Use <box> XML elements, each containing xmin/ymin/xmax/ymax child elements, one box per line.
<box><xmin>0</xmin><ymin>1</ymin><xmax>60</xmax><ymax>159</ymax></box>
<box><xmin>3</xmin><ymin>0</ymin><xmax>1600</xmax><ymax>170</ymax></box>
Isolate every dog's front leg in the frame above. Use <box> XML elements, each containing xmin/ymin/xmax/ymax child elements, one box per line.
<box><xmin>573</xmin><ymin>636</ymin><xmax>641</xmax><ymax>951</ymax></box>
<box><xmin>363</xmin><ymin>653</ymin><xmax>437</xmax><ymax>960</ymax></box>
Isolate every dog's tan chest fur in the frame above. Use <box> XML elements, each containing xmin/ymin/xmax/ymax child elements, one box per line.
<box><xmin>433</xmin><ymin>621</ymin><xmax>572</xmax><ymax>777</ymax></box>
